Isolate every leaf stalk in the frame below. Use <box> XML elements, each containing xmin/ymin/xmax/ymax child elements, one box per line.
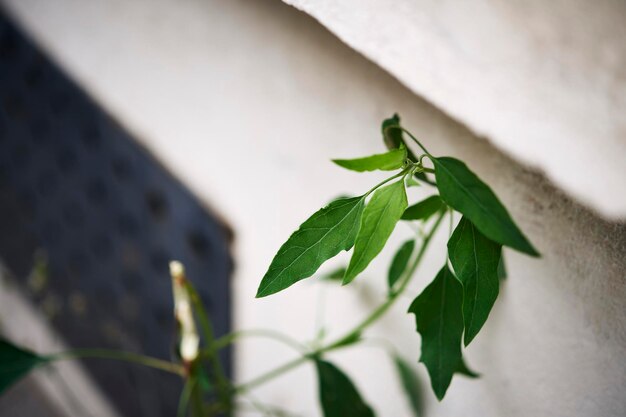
<box><xmin>47</xmin><ymin>349</ymin><xmax>185</xmax><ymax>376</ymax></box>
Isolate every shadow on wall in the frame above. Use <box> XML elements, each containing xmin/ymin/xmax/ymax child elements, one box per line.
<box><xmin>0</xmin><ymin>12</ymin><xmax>233</xmax><ymax>417</ymax></box>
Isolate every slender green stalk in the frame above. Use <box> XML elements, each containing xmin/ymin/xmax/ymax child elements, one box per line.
<box><xmin>326</xmin><ymin>210</ymin><xmax>446</xmax><ymax>350</ymax></box>
<box><xmin>236</xmin><ymin>355</ymin><xmax>310</xmax><ymax>393</ymax></box>
<box><xmin>185</xmin><ymin>283</ymin><xmax>232</xmax><ymax>412</ymax></box>
<box><xmin>238</xmin><ymin>392</ymin><xmax>303</xmax><ymax>417</ymax></box>
<box><xmin>235</xmin><ymin>210</ymin><xmax>446</xmax><ymax>393</ymax></box>
<box><xmin>190</xmin><ymin>376</ymin><xmax>205</xmax><ymax>417</ymax></box>
<box><xmin>47</xmin><ymin>349</ymin><xmax>184</xmax><ymax>375</ymax></box>
<box><xmin>399</xmin><ymin>126</ymin><xmax>431</xmax><ymax>155</ymax></box>
<box><xmin>212</xmin><ymin>329</ymin><xmax>307</xmax><ymax>353</ymax></box>
<box><xmin>177</xmin><ymin>378</ymin><xmax>195</xmax><ymax>417</ymax></box>
<box><xmin>364</xmin><ymin>166</ymin><xmax>413</xmax><ymax>197</ymax></box>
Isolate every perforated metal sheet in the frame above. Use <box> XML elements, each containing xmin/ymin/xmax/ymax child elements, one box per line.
<box><xmin>0</xmin><ymin>11</ymin><xmax>232</xmax><ymax>417</ymax></box>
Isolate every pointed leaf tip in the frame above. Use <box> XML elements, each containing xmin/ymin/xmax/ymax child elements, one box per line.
<box><xmin>256</xmin><ymin>196</ymin><xmax>365</xmax><ymax>297</ymax></box>
<box><xmin>332</xmin><ymin>147</ymin><xmax>407</xmax><ymax>172</ymax></box>
<box><xmin>433</xmin><ymin>156</ymin><xmax>539</xmax><ymax>257</ymax></box>
<box><xmin>316</xmin><ymin>359</ymin><xmax>375</xmax><ymax>417</ymax></box>
<box><xmin>393</xmin><ymin>355</ymin><xmax>423</xmax><ymax>417</ymax></box>
<box><xmin>456</xmin><ymin>358</ymin><xmax>480</xmax><ymax>379</ymax></box>
<box><xmin>344</xmin><ymin>181</ymin><xmax>407</xmax><ymax>284</ymax></box>
<box><xmin>408</xmin><ymin>265</ymin><xmax>464</xmax><ymax>400</ymax></box>
<box><xmin>401</xmin><ymin>195</ymin><xmax>444</xmax><ymax>221</ymax></box>
<box><xmin>448</xmin><ymin>216</ymin><xmax>501</xmax><ymax>346</ymax></box>
<box><xmin>388</xmin><ymin>239</ymin><xmax>415</xmax><ymax>290</ymax></box>
<box><xmin>0</xmin><ymin>339</ymin><xmax>47</xmax><ymax>394</ymax></box>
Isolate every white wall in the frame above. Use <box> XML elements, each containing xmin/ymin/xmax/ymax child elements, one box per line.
<box><xmin>284</xmin><ymin>0</ymin><xmax>626</xmax><ymax>219</ymax></box>
<box><xmin>2</xmin><ymin>0</ymin><xmax>625</xmax><ymax>416</ymax></box>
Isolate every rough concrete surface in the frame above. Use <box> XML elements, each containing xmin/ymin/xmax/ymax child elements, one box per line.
<box><xmin>283</xmin><ymin>0</ymin><xmax>626</xmax><ymax>219</ymax></box>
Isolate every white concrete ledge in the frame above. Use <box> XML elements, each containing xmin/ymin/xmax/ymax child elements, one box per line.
<box><xmin>282</xmin><ymin>0</ymin><xmax>626</xmax><ymax>219</ymax></box>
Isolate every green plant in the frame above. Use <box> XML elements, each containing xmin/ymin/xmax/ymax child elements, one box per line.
<box><xmin>0</xmin><ymin>114</ymin><xmax>538</xmax><ymax>416</ymax></box>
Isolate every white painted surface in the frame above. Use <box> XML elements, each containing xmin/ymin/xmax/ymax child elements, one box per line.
<box><xmin>283</xmin><ymin>0</ymin><xmax>626</xmax><ymax>219</ymax></box>
<box><xmin>1</xmin><ymin>0</ymin><xmax>625</xmax><ymax>416</ymax></box>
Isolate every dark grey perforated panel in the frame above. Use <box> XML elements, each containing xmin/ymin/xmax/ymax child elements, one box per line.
<box><xmin>0</xmin><ymin>11</ymin><xmax>232</xmax><ymax>417</ymax></box>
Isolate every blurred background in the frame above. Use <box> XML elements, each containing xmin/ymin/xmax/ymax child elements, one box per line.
<box><xmin>0</xmin><ymin>0</ymin><xmax>625</xmax><ymax>416</ymax></box>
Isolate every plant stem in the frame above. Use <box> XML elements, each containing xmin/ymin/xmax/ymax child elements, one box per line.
<box><xmin>398</xmin><ymin>127</ymin><xmax>431</xmax><ymax>156</ymax></box>
<box><xmin>235</xmin><ymin>210</ymin><xmax>446</xmax><ymax>393</ymax></box>
<box><xmin>326</xmin><ymin>209</ymin><xmax>446</xmax><ymax>350</ymax></box>
<box><xmin>177</xmin><ymin>378</ymin><xmax>195</xmax><ymax>417</ymax></box>
<box><xmin>364</xmin><ymin>166</ymin><xmax>412</xmax><ymax>197</ymax></box>
<box><xmin>237</xmin><ymin>392</ymin><xmax>303</xmax><ymax>417</ymax></box>
<box><xmin>235</xmin><ymin>355</ymin><xmax>310</xmax><ymax>393</ymax></box>
<box><xmin>47</xmin><ymin>349</ymin><xmax>184</xmax><ymax>375</ymax></box>
<box><xmin>190</xmin><ymin>377</ymin><xmax>205</xmax><ymax>417</ymax></box>
<box><xmin>185</xmin><ymin>283</ymin><xmax>232</xmax><ymax>412</ymax></box>
<box><xmin>212</xmin><ymin>329</ymin><xmax>307</xmax><ymax>353</ymax></box>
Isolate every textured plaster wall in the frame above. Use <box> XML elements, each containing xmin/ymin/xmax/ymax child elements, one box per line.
<box><xmin>283</xmin><ymin>0</ymin><xmax>626</xmax><ymax>220</ymax></box>
<box><xmin>2</xmin><ymin>0</ymin><xmax>625</xmax><ymax>416</ymax></box>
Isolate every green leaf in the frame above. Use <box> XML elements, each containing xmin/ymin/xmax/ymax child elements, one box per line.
<box><xmin>382</xmin><ymin>114</ymin><xmax>432</xmax><ymax>184</ymax></box>
<box><xmin>433</xmin><ymin>157</ymin><xmax>539</xmax><ymax>256</ymax></box>
<box><xmin>192</xmin><ymin>364</ymin><xmax>212</xmax><ymax>392</ymax></box>
<box><xmin>332</xmin><ymin>147</ymin><xmax>407</xmax><ymax>172</ymax></box>
<box><xmin>382</xmin><ymin>114</ymin><xmax>408</xmax><ymax>155</ymax></box>
<box><xmin>498</xmin><ymin>253</ymin><xmax>507</xmax><ymax>280</ymax></box>
<box><xmin>256</xmin><ymin>196</ymin><xmax>365</xmax><ymax>297</ymax></box>
<box><xmin>406</xmin><ymin>177</ymin><xmax>421</xmax><ymax>188</ymax></box>
<box><xmin>343</xmin><ymin>181</ymin><xmax>408</xmax><ymax>284</ymax></box>
<box><xmin>393</xmin><ymin>355</ymin><xmax>423</xmax><ymax>417</ymax></box>
<box><xmin>321</xmin><ymin>266</ymin><xmax>347</xmax><ymax>282</ymax></box>
<box><xmin>0</xmin><ymin>338</ymin><xmax>47</xmax><ymax>394</ymax></box>
<box><xmin>316</xmin><ymin>359</ymin><xmax>375</xmax><ymax>417</ymax></box>
<box><xmin>388</xmin><ymin>239</ymin><xmax>415</xmax><ymax>290</ymax></box>
<box><xmin>329</xmin><ymin>331</ymin><xmax>362</xmax><ymax>349</ymax></box>
<box><xmin>448</xmin><ymin>217</ymin><xmax>501</xmax><ymax>346</ymax></box>
<box><xmin>408</xmin><ymin>265</ymin><xmax>464</xmax><ymax>400</ymax></box>
<box><xmin>401</xmin><ymin>195</ymin><xmax>444</xmax><ymax>221</ymax></box>
<box><xmin>456</xmin><ymin>357</ymin><xmax>480</xmax><ymax>378</ymax></box>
